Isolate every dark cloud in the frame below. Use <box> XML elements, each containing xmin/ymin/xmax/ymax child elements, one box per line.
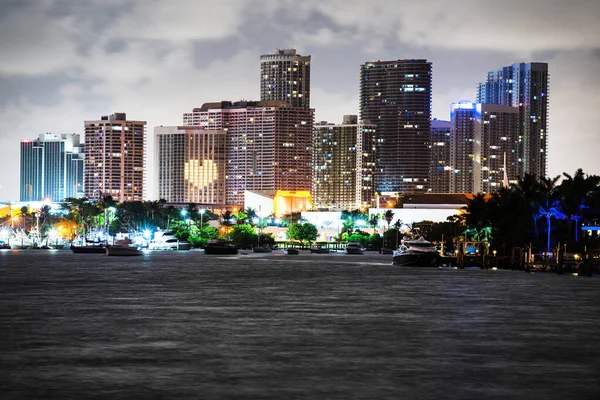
<box><xmin>104</xmin><ymin>39</ymin><xmax>128</xmax><ymax>54</ymax></box>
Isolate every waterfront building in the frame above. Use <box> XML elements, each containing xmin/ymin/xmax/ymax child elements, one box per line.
<box><xmin>312</xmin><ymin>115</ymin><xmax>376</xmax><ymax>210</ymax></box>
<box><xmin>450</xmin><ymin>102</ymin><xmax>519</xmax><ymax>193</ymax></box>
<box><xmin>155</xmin><ymin>126</ymin><xmax>227</xmax><ymax>205</ymax></box>
<box><xmin>260</xmin><ymin>48</ymin><xmax>311</xmax><ymax>109</ymax></box>
<box><xmin>429</xmin><ymin>119</ymin><xmax>452</xmax><ymax>193</ymax></box>
<box><xmin>359</xmin><ymin>59</ymin><xmax>432</xmax><ymax>194</ymax></box>
<box><xmin>20</xmin><ymin>133</ymin><xmax>84</xmax><ymax>202</ymax></box>
<box><xmin>83</xmin><ymin>113</ymin><xmax>146</xmax><ymax>202</ymax></box>
<box><xmin>477</xmin><ymin>62</ymin><xmax>549</xmax><ymax>178</ymax></box>
<box><xmin>183</xmin><ymin>101</ymin><xmax>314</xmax><ymax>206</ymax></box>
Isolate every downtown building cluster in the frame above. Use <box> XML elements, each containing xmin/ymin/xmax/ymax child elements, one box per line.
<box><xmin>19</xmin><ymin>49</ymin><xmax>549</xmax><ymax>212</ymax></box>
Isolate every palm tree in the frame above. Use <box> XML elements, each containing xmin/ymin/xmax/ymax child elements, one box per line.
<box><xmin>384</xmin><ymin>210</ymin><xmax>395</xmax><ymax>232</ymax></box>
<box><xmin>558</xmin><ymin>169</ymin><xmax>600</xmax><ymax>241</ymax></box>
<box><xmin>368</xmin><ymin>214</ymin><xmax>379</xmax><ymax>234</ymax></box>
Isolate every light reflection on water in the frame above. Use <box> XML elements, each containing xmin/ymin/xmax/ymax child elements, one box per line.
<box><xmin>1</xmin><ymin>250</ymin><xmax>599</xmax><ymax>399</ymax></box>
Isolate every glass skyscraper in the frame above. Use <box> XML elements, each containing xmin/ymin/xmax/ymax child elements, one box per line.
<box><xmin>360</xmin><ymin>59</ymin><xmax>432</xmax><ymax>194</ymax></box>
<box><xmin>20</xmin><ymin>133</ymin><xmax>84</xmax><ymax>202</ymax></box>
<box><xmin>477</xmin><ymin>62</ymin><xmax>549</xmax><ymax>179</ymax></box>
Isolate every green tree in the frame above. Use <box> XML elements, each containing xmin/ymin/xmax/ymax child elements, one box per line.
<box><xmin>286</xmin><ymin>222</ymin><xmax>318</xmax><ymax>246</ymax></box>
<box><xmin>383</xmin><ymin>209</ymin><xmax>395</xmax><ymax>232</ymax></box>
<box><xmin>230</xmin><ymin>223</ymin><xmax>257</xmax><ymax>248</ymax></box>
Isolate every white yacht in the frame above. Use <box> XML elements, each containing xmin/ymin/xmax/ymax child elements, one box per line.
<box><xmin>149</xmin><ymin>231</ymin><xmax>193</xmax><ymax>251</ymax></box>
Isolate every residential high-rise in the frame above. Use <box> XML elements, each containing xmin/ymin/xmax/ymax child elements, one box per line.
<box><xmin>84</xmin><ymin>113</ymin><xmax>146</xmax><ymax>202</ymax></box>
<box><xmin>312</xmin><ymin>115</ymin><xmax>376</xmax><ymax>210</ymax></box>
<box><xmin>450</xmin><ymin>102</ymin><xmax>519</xmax><ymax>193</ymax></box>
<box><xmin>477</xmin><ymin>62</ymin><xmax>549</xmax><ymax>179</ymax></box>
<box><xmin>360</xmin><ymin>59</ymin><xmax>432</xmax><ymax>194</ymax></box>
<box><xmin>20</xmin><ymin>133</ymin><xmax>84</xmax><ymax>202</ymax></box>
<box><xmin>155</xmin><ymin>126</ymin><xmax>227</xmax><ymax>205</ymax></box>
<box><xmin>260</xmin><ymin>48</ymin><xmax>311</xmax><ymax>108</ymax></box>
<box><xmin>183</xmin><ymin>101</ymin><xmax>314</xmax><ymax>206</ymax></box>
<box><xmin>429</xmin><ymin>119</ymin><xmax>452</xmax><ymax>193</ymax></box>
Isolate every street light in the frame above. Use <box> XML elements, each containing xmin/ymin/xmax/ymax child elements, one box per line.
<box><xmin>199</xmin><ymin>208</ymin><xmax>206</xmax><ymax>230</ymax></box>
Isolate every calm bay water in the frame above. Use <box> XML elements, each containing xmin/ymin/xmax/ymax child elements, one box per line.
<box><xmin>1</xmin><ymin>249</ymin><xmax>599</xmax><ymax>399</ymax></box>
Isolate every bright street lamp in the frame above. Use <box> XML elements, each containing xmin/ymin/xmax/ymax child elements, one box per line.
<box><xmin>200</xmin><ymin>208</ymin><xmax>206</xmax><ymax>230</ymax></box>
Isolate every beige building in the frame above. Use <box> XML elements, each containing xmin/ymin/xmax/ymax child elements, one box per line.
<box><xmin>312</xmin><ymin>115</ymin><xmax>376</xmax><ymax>210</ymax></box>
<box><xmin>183</xmin><ymin>101</ymin><xmax>314</xmax><ymax>206</ymax></box>
<box><xmin>155</xmin><ymin>126</ymin><xmax>226</xmax><ymax>205</ymax></box>
<box><xmin>84</xmin><ymin>113</ymin><xmax>146</xmax><ymax>202</ymax></box>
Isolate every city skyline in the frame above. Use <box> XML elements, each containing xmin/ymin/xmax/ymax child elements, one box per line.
<box><xmin>1</xmin><ymin>0</ymin><xmax>600</xmax><ymax>201</ymax></box>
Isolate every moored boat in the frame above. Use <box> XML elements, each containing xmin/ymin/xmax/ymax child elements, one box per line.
<box><xmin>392</xmin><ymin>237</ymin><xmax>439</xmax><ymax>267</ymax></box>
<box><xmin>287</xmin><ymin>248</ymin><xmax>299</xmax><ymax>255</ymax></box>
<box><xmin>346</xmin><ymin>242</ymin><xmax>365</xmax><ymax>255</ymax></box>
<box><xmin>106</xmin><ymin>239</ymin><xmax>143</xmax><ymax>257</ymax></box>
<box><xmin>309</xmin><ymin>245</ymin><xmax>329</xmax><ymax>254</ymax></box>
<box><xmin>149</xmin><ymin>231</ymin><xmax>193</xmax><ymax>250</ymax></box>
<box><xmin>204</xmin><ymin>239</ymin><xmax>238</xmax><ymax>255</ymax></box>
<box><xmin>252</xmin><ymin>245</ymin><xmax>272</xmax><ymax>253</ymax></box>
<box><xmin>70</xmin><ymin>244</ymin><xmax>106</xmax><ymax>254</ymax></box>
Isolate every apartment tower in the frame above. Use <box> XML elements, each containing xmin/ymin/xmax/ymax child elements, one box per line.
<box><xmin>360</xmin><ymin>59</ymin><xmax>432</xmax><ymax>194</ymax></box>
<box><xmin>477</xmin><ymin>62</ymin><xmax>549</xmax><ymax>179</ymax></box>
<box><xmin>450</xmin><ymin>102</ymin><xmax>519</xmax><ymax>193</ymax></box>
<box><xmin>312</xmin><ymin>115</ymin><xmax>376</xmax><ymax>210</ymax></box>
<box><xmin>429</xmin><ymin>119</ymin><xmax>452</xmax><ymax>193</ymax></box>
<box><xmin>20</xmin><ymin>133</ymin><xmax>84</xmax><ymax>202</ymax></box>
<box><xmin>183</xmin><ymin>101</ymin><xmax>314</xmax><ymax>206</ymax></box>
<box><xmin>155</xmin><ymin>126</ymin><xmax>227</xmax><ymax>205</ymax></box>
<box><xmin>84</xmin><ymin>113</ymin><xmax>146</xmax><ymax>202</ymax></box>
<box><xmin>260</xmin><ymin>48</ymin><xmax>311</xmax><ymax>108</ymax></box>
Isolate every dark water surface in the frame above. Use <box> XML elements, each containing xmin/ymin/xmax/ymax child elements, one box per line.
<box><xmin>1</xmin><ymin>250</ymin><xmax>599</xmax><ymax>399</ymax></box>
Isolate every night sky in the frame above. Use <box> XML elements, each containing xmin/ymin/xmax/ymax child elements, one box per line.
<box><xmin>1</xmin><ymin>0</ymin><xmax>599</xmax><ymax>201</ymax></box>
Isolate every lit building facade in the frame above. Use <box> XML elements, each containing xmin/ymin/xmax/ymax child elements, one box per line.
<box><xmin>429</xmin><ymin>119</ymin><xmax>452</xmax><ymax>193</ymax></box>
<box><xmin>312</xmin><ymin>115</ymin><xmax>376</xmax><ymax>210</ymax></box>
<box><xmin>450</xmin><ymin>102</ymin><xmax>519</xmax><ymax>193</ymax></box>
<box><xmin>360</xmin><ymin>59</ymin><xmax>432</xmax><ymax>194</ymax></box>
<box><xmin>84</xmin><ymin>113</ymin><xmax>146</xmax><ymax>202</ymax></box>
<box><xmin>183</xmin><ymin>101</ymin><xmax>314</xmax><ymax>206</ymax></box>
<box><xmin>477</xmin><ymin>62</ymin><xmax>549</xmax><ymax>178</ymax></box>
<box><xmin>20</xmin><ymin>133</ymin><xmax>84</xmax><ymax>202</ymax></box>
<box><xmin>155</xmin><ymin>126</ymin><xmax>226</xmax><ymax>205</ymax></box>
<box><xmin>260</xmin><ymin>48</ymin><xmax>311</xmax><ymax>108</ymax></box>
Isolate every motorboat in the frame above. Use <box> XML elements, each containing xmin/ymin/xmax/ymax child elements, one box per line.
<box><xmin>287</xmin><ymin>248</ymin><xmax>299</xmax><ymax>255</ymax></box>
<box><xmin>149</xmin><ymin>231</ymin><xmax>193</xmax><ymax>251</ymax></box>
<box><xmin>105</xmin><ymin>238</ymin><xmax>143</xmax><ymax>257</ymax></box>
<box><xmin>70</xmin><ymin>244</ymin><xmax>106</xmax><ymax>254</ymax></box>
<box><xmin>0</xmin><ymin>241</ymin><xmax>11</xmax><ymax>250</ymax></box>
<box><xmin>309</xmin><ymin>245</ymin><xmax>330</xmax><ymax>254</ymax></box>
<box><xmin>204</xmin><ymin>239</ymin><xmax>238</xmax><ymax>255</ymax></box>
<box><xmin>252</xmin><ymin>245</ymin><xmax>272</xmax><ymax>253</ymax></box>
<box><xmin>346</xmin><ymin>242</ymin><xmax>365</xmax><ymax>255</ymax></box>
<box><xmin>392</xmin><ymin>237</ymin><xmax>439</xmax><ymax>267</ymax></box>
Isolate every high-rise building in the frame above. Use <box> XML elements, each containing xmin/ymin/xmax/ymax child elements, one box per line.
<box><xmin>312</xmin><ymin>115</ymin><xmax>376</xmax><ymax>210</ymax></box>
<box><xmin>260</xmin><ymin>48</ymin><xmax>311</xmax><ymax>108</ymax></box>
<box><xmin>476</xmin><ymin>62</ymin><xmax>549</xmax><ymax>179</ymax></box>
<box><xmin>155</xmin><ymin>126</ymin><xmax>227</xmax><ymax>205</ymax></box>
<box><xmin>360</xmin><ymin>59</ymin><xmax>432</xmax><ymax>194</ymax></box>
<box><xmin>183</xmin><ymin>101</ymin><xmax>314</xmax><ymax>206</ymax></box>
<box><xmin>429</xmin><ymin>119</ymin><xmax>452</xmax><ymax>193</ymax></box>
<box><xmin>450</xmin><ymin>102</ymin><xmax>519</xmax><ymax>193</ymax></box>
<box><xmin>84</xmin><ymin>113</ymin><xmax>146</xmax><ymax>202</ymax></box>
<box><xmin>20</xmin><ymin>133</ymin><xmax>84</xmax><ymax>202</ymax></box>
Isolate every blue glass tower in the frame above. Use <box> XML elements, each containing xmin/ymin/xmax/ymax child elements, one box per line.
<box><xmin>20</xmin><ymin>133</ymin><xmax>84</xmax><ymax>202</ymax></box>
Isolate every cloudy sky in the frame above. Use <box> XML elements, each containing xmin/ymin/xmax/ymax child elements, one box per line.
<box><xmin>1</xmin><ymin>0</ymin><xmax>599</xmax><ymax>201</ymax></box>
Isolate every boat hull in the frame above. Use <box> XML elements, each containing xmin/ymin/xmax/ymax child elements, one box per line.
<box><xmin>71</xmin><ymin>245</ymin><xmax>106</xmax><ymax>254</ymax></box>
<box><xmin>393</xmin><ymin>252</ymin><xmax>438</xmax><ymax>267</ymax></box>
<box><xmin>204</xmin><ymin>246</ymin><xmax>238</xmax><ymax>255</ymax></box>
<box><xmin>106</xmin><ymin>246</ymin><xmax>143</xmax><ymax>256</ymax></box>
